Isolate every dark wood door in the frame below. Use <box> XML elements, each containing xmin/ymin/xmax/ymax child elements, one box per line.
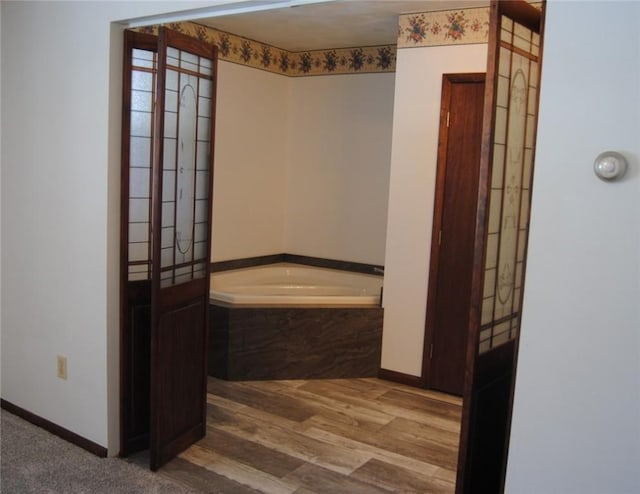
<box><xmin>120</xmin><ymin>30</ymin><xmax>159</xmax><ymax>457</ymax></box>
<box><xmin>149</xmin><ymin>27</ymin><xmax>217</xmax><ymax>470</ymax></box>
<box><xmin>424</xmin><ymin>74</ymin><xmax>485</xmax><ymax>396</ymax></box>
<box><xmin>456</xmin><ymin>1</ymin><xmax>544</xmax><ymax>493</ymax></box>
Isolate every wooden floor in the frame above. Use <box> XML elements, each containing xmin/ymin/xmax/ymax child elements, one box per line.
<box><xmin>160</xmin><ymin>377</ymin><xmax>462</xmax><ymax>494</ymax></box>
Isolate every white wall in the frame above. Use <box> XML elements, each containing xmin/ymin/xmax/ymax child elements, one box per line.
<box><xmin>211</xmin><ymin>61</ymin><xmax>289</xmax><ymax>261</ymax></box>
<box><xmin>212</xmin><ymin>67</ymin><xmax>395</xmax><ymax>265</ymax></box>
<box><xmin>285</xmin><ymin>73</ymin><xmax>395</xmax><ymax>265</ymax></box>
<box><xmin>505</xmin><ymin>2</ymin><xmax>640</xmax><ymax>492</ymax></box>
<box><xmin>0</xmin><ymin>0</ymin><xmax>268</xmax><ymax>453</ymax></box>
<box><xmin>382</xmin><ymin>44</ymin><xmax>487</xmax><ymax>376</ymax></box>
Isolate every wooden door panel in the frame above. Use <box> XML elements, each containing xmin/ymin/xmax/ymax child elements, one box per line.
<box><xmin>150</xmin><ymin>27</ymin><xmax>217</xmax><ymax>471</ymax></box>
<box><xmin>425</xmin><ymin>75</ymin><xmax>485</xmax><ymax>396</ymax></box>
<box><xmin>123</xmin><ymin>296</ymin><xmax>151</xmax><ymax>452</ymax></box>
<box><xmin>152</xmin><ymin>300</ymin><xmax>207</xmax><ymax>468</ymax></box>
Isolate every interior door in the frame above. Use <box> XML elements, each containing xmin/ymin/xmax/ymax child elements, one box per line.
<box><xmin>120</xmin><ymin>30</ymin><xmax>158</xmax><ymax>457</ymax></box>
<box><xmin>456</xmin><ymin>1</ymin><xmax>544</xmax><ymax>492</ymax></box>
<box><xmin>424</xmin><ymin>74</ymin><xmax>485</xmax><ymax>396</ymax></box>
<box><xmin>150</xmin><ymin>27</ymin><xmax>217</xmax><ymax>470</ymax></box>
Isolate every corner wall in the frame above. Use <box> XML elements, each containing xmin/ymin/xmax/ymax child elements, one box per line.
<box><xmin>211</xmin><ymin>61</ymin><xmax>290</xmax><ymax>261</ymax></box>
<box><xmin>382</xmin><ymin>43</ymin><xmax>487</xmax><ymax>376</ymax></box>
<box><xmin>211</xmin><ymin>65</ymin><xmax>395</xmax><ymax>266</ymax></box>
<box><xmin>284</xmin><ymin>73</ymin><xmax>395</xmax><ymax>265</ymax></box>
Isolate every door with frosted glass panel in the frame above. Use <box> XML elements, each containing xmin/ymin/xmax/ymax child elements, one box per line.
<box><xmin>119</xmin><ymin>28</ymin><xmax>217</xmax><ymax>469</ymax></box>
<box><xmin>456</xmin><ymin>1</ymin><xmax>544</xmax><ymax>492</ymax></box>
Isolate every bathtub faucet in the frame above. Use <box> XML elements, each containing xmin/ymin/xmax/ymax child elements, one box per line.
<box><xmin>373</xmin><ymin>267</ymin><xmax>384</xmax><ymax>275</ymax></box>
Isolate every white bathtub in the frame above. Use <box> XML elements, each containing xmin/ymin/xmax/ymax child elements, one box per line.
<box><xmin>209</xmin><ymin>263</ymin><xmax>383</xmax><ymax>306</ymax></box>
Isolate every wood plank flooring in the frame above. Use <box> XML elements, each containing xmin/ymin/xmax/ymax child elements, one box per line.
<box><xmin>159</xmin><ymin>377</ymin><xmax>462</xmax><ymax>494</ymax></box>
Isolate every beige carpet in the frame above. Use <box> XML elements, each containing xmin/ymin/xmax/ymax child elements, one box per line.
<box><xmin>0</xmin><ymin>410</ymin><xmax>198</xmax><ymax>494</ymax></box>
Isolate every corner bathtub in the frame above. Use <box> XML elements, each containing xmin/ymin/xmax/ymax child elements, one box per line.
<box><xmin>209</xmin><ymin>263</ymin><xmax>382</xmax><ymax>306</ymax></box>
<box><xmin>208</xmin><ymin>263</ymin><xmax>384</xmax><ymax>380</ymax></box>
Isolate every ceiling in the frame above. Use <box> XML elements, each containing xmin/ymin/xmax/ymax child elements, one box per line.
<box><xmin>196</xmin><ymin>0</ymin><xmax>488</xmax><ymax>52</ymax></box>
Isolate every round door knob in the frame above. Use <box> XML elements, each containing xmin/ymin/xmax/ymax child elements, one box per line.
<box><xmin>594</xmin><ymin>151</ymin><xmax>627</xmax><ymax>181</ymax></box>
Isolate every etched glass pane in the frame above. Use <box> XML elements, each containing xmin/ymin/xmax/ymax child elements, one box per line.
<box><xmin>129</xmin><ymin>223</ymin><xmax>149</xmax><ymax>244</ymax></box>
<box><xmin>157</xmin><ymin>45</ymin><xmax>214</xmax><ymax>285</ymax></box>
<box><xmin>488</xmin><ymin>189</ymin><xmax>502</xmax><ymax>234</ymax></box>
<box><xmin>130</xmin><ymin>137</ymin><xmax>151</xmax><ymax>167</ymax></box>
<box><xmin>480</xmin><ymin>15</ymin><xmax>540</xmax><ymax>353</ymax></box>
<box><xmin>129</xmin><ymin>167</ymin><xmax>150</xmax><ymax>198</ymax></box>
<box><xmin>131</xmin><ymin>90</ymin><xmax>152</xmax><ymax>112</ymax></box>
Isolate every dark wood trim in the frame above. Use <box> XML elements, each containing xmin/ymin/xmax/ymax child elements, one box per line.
<box><xmin>498</xmin><ymin>0</ymin><xmax>542</xmax><ymax>33</ymax></box>
<box><xmin>284</xmin><ymin>254</ymin><xmax>383</xmax><ymax>275</ymax></box>
<box><xmin>456</xmin><ymin>2</ymin><xmax>503</xmax><ymax>491</ymax></box>
<box><xmin>211</xmin><ymin>254</ymin><xmax>384</xmax><ymax>276</ymax></box>
<box><xmin>211</xmin><ymin>254</ymin><xmax>287</xmax><ymax>272</ymax></box>
<box><xmin>378</xmin><ymin>368</ymin><xmax>425</xmax><ymax>388</ymax></box>
<box><xmin>1</xmin><ymin>399</ymin><xmax>108</xmax><ymax>457</ymax></box>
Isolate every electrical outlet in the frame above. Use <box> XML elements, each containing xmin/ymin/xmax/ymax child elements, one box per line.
<box><xmin>57</xmin><ymin>355</ymin><xmax>67</xmax><ymax>380</ymax></box>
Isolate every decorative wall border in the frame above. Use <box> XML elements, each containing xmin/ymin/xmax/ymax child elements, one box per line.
<box><xmin>138</xmin><ymin>5</ymin><xmax>541</xmax><ymax>73</ymax></box>
<box><xmin>137</xmin><ymin>21</ymin><xmax>396</xmax><ymax>76</ymax></box>
<box><xmin>397</xmin><ymin>7</ymin><xmax>490</xmax><ymax>48</ymax></box>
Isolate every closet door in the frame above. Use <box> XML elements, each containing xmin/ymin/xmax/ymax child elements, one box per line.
<box><xmin>149</xmin><ymin>27</ymin><xmax>217</xmax><ymax>470</ymax></box>
<box><xmin>456</xmin><ymin>1</ymin><xmax>544</xmax><ymax>492</ymax></box>
<box><xmin>120</xmin><ymin>30</ymin><xmax>158</xmax><ymax>456</ymax></box>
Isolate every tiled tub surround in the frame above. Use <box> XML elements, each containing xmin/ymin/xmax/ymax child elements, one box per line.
<box><xmin>208</xmin><ymin>261</ymin><xmax>384</xmax><ymax>380</ymax></box>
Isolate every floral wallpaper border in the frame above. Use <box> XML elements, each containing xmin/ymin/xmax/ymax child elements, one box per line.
<box><xmin>137</xmin><ymin>22</ymin><xmax>396</xmax><ymax>77</ymax></box>
<box><xmin>138</xmin><ymin>4</ymin><xmax>534</xmax><ymax>75</ymax></box>
<box><xmin>397</xmin><ymin>7</ymin><xmax>490</xmax><ymax>48</ymax></box>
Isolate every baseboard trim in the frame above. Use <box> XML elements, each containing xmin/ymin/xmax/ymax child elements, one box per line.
<box><xmin>1</xmin><ymin>399</ymin><xmax>108</xmax><ymax>458</ymax></box>
<box><xmin>378</xmin><ymin>368</ymin><xmax>425</xmax><ymax>388</ymax></box>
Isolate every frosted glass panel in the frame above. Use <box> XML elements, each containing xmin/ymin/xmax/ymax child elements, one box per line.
<box><xmin>480</xmin><ymin>14</ymin><xmax>540</xmax><ymax>353</ymax></box>
<box><xmin>485</xmin><ymin>233</ymin><xmax>499</xmax><ymax>270</ymax></box>
<box><xmin>129</xmin><ymin>167</ymin><xmax>150</xmax><ymax>197</ymax></box>
<box><xmin>161</xmin><ymin>227</ymin><xmax>174</xmax><ymax>249</ymax></box>
<box><xmin>198</xmin><ymin>96</ymin><xmax>211</xmax><ymax>117</ymax></box>
<box><xmin>175</xmin><ymin>77</ymin><xmax>197</xmax><ymax>257</ymax></box>
<box><xmin>130</xmin><ymin>111</ymin><xmax>152</xmax><ymax>137</ymax></box>
<box><xmin>483</xmin><ymin>269</ymin><xmax>496</xmax><ymax>298</ymax></box>
<box><xmin>129</xmin><ymin>198</ymin><xmax>149</xmax><ymax>223</ymax></box>
<box><xmin>130</xmin><ymin>137</ymin><xmax>151</xmax><ymax>167</ymax></box>
<box><xmin>131</xmin><ymin>90</ymin><xmax>152</xmax><ymax>112</ymax></box>
<box><xmin>129</xmin><ymin>242</ymin><xmax>149</xmax><ymax>262</ymax></box>
<box><xmin>156</xmin><ymin>42</ymin><xmax>214</xmax><ymax>286</ymax></box>
<box><xmin>492</xmin><ymin>144</ymin><xmax>505</xmax><ymax>188</ymax></box>
<box><xmin>126</xmin><ymin>58</ymin><xmax>155</xmax><ymax>282</ymax></box>
<box><xmin>488</xmin><ymin>189</ymin><xmax>502</xmax><ymax>234</ymax></box>
<box><xmin>495</xmin><ymin>107</ymin><xmax>508</xmax><ymax>145</ymax></box>
<box><xmin>132</xmin><ymin>48</ymin><xmax>155</xmax><ymax>69</ymax></box>
<box><xmin>129</xmin><ymin>223</ymin><xmax>149</xmax><ymax>244</ymax></box>
<box><xmin>162</xmin><ymin>170</ymin><xmax>175</xmax><ymax>202</ymax></box>
<box><xmin>498</xmin><ymin>48</ymin><xmax>511</xmax><ymax>78</ymax></box>
<box><xmin>131</xmin><ymin>71</ymin><xmax>153</xmax><ymax>91</ymax></box>
<box><xmin>194</xmin><ymin>199</ymin><xmax>208</xmax><ymax>223</ymax></box>
<box><xmin>497</xmin><ymin>75</ymin><xmax>509</xmax><ymax>108</ymax></box>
